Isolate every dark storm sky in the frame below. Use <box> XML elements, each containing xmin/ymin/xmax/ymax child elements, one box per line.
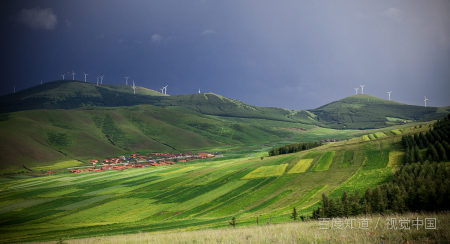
<box><xmin>1</xmin><ymin>0</ymin><xmax>449</xmax><ymax>110</ymax></box>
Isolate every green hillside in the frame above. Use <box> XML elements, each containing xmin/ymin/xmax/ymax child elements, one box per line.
<box><xmin>0</xmin><ymin>121</ymin><xmax>447</xmax><ymax>243</ymax></box>
<box><xmin>0</xmin><ymin>105</ymin><xmax>300</xmax><ymax>173</ymax></box>
<box><xmin>310</xmin><ymin>94</ymin><xmax>446</xmax><ymax>129</ymax></box>
<box><xmin>2</xmin><ymin>81</ymin><xmax>446</xmax><ymax>131</ymax></box>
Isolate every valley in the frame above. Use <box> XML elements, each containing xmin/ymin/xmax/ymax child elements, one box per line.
<box><xmin>0</xmin><ymin>81</ymin><xmax>449</xmax><ymax>243</ymax></box>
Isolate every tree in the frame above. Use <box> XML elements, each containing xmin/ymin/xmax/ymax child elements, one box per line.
<box><xmin>427</xmin><ymin>144</ymin><xmax>439</xmax><ymax>162</ymax></box>
<box><xmin>434</xmin><ymin>141</ymin><xmax>447</xmax><ymax>161</ymax></box>
<box><xmin>229</xmin><ymin>217</ymin><xmax>237</xmax><ymax>228</ymax></box>
<box><xmin>291</xmin><ymin>207</ymin><xmax>298</xmax><ymax>221</ymax></box>
<box><xmin>342</xmin><ymin>190</ymin><xmax>349</xmax><ymax>217</ymax></box>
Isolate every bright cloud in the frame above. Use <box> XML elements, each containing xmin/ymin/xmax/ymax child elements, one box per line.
<box><xmin>151</xmin><ymin>34</ymin><xmax>162</xmax><ymax>43</ymax></box>
<box><xmin>17</xmin><ymin>7</ymin><xmax>57</xmax><ymax>30</ymax></box>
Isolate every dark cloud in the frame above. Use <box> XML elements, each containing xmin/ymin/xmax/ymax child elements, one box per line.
<box><xmin>16</xmin><ymin>7</ymin><xmax>57</xmax><ymax>30</ymax></box>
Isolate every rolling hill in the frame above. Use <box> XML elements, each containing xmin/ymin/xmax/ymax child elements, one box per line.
<box><xmin>0</xmin><ymin>81</ymin><xmax>448</xmax><ymax>173</ymax></box>
<box><xmin>1</xmin><ymin>81</ymin><xmax>448</xmax><ymax>129</ymax></box>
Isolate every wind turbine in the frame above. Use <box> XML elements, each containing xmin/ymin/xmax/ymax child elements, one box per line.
<box><xmin>71</xmin><ymin>71</ymin><xmax>76</xmax><ymax>80</ymax></box>
<box><xmin>354</xmin><ymin>88</ymin><xmax>359</xmax><ymax>94</ymax></box>
<box><xmin>387</xmin><ymin>91</ymin><xmax>392</xmax><ymax>100</ymax></box>
<box><xmin>424</xmin><ymin>96</ymin><xmax>428</xmax><ymax>107</ymax></box>
<box><xmin>132</xmin><ymin>80</ymin><xmax>136</xmax><ymax>94</ymax></box>
<box><xmin>199</xmin><ymin>88</ymin><xmax>201</xmax><ymax>94</ymax></box>
<box><xmin>360</xmin><ymin>85</ymin><xmax>365</xmax><ymax>94</ymax></box>
<box><xmin>100</xmin><ymin>75</ymin><xmax>104</xmax><ymax>84</ymax></box>
<box><xmin>160</xmin><ymin>88</ymin><xmax>164</xmax><ymax>93</ymax></box>
<box><xmin>84</xmin><ymin>73</ymin><xmax>89</xmax><ymax>82</ymax></box>
<box><xmin>61</xmin><ymin>74</ymin><xmax>65</xmax><ymax>80</ymax></box>
<box><xmin>163</xmin><ymin>85</ymin><xmax>168</xmax><ymax>94</ymax></box>
<box><xmin>125</xmin><ymin>77</ymin><xmax>129</xmax><ymax>85</ymax></box>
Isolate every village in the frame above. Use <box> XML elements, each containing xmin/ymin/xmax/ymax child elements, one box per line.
<box><xmin>68</xmin><ymin>152</ymin><xmax>221</xmax><ymax>173</ymax></box>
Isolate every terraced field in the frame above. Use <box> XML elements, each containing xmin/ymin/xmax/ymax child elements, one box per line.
<box><xmin>0</xmin><ymin>134</ymin><xmax>405</xmax><ymax>243</ymax></box>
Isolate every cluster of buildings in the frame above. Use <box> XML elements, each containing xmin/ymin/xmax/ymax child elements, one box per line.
<box><xmin>320</xmin><ymin>139</ymin><xmax>342</xmax><ymax>143</ymax></box>
<box><xmin>68</xmin><ymin>152</ymin><xmax>218</xmax><ymax>174</ymax></box>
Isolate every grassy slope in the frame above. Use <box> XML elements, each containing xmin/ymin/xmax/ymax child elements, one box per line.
<box><xmin>1</xmin><ymin>124</ymin><xmax>441</xmax><ymax>243</ymax></box>
<box><xmin>2</xmin><ymin>81</ymin><xmax>447</xmax><ymax>131</ymax></box>
<box><xmin>309</xmin><ymin>94</ymin><xmax>449</xmax><ymax>129</ymax></box>
<box><xmin>0</xmin><ymin>104</ymin><xmax>301</xmax><ymax>172</ymax></box>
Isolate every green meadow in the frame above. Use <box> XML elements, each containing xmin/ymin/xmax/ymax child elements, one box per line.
<box><xmin>0</xmin><ymin>124</ymin><xmax>420</xmax><ymax>243</ymax></box>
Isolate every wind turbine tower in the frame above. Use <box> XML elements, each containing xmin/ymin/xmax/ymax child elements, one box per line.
<box><xmin>132</xmin><ymin>80</ymin><xmax>136</xmax><ymax>94</ymax></box>
<box><xmin>360</xmin><ymin>85</ymin><xmax>365</xmax><ymax>94</ymax></box>
<box><xmin>125</xmin><ymin>77</ymin><xmax>129</xmax><ymax>85</ymax></box>
<box><xmin>163</xmin><ymin>85</ymin><xmax>168</xmax><ymax>94</ymax></box>
<box><xmin>84</xmin><ymin>73</ymin><xmax>89</xmax><ymax>82</ymax></box>
<box><xmin>71</xmin><ymin>71</ymin><xmax>76</xmax><ymax>80</ymax></box>
<box><xmin>387</xmin><ymin>91</ymin><xmax>392</xmax><ymax>100</ymax></box>
<box><xmin>100</xmin><ymin>75</ymin><xmax>104</xmax><ymax>84</ymax></box>
<box><xmin>424</xmin><ymin>96</ymin><xmax>428</xmax><ymax>107</ymax></box>
<box><xmin>160</xmin><ymin>88</ymin><xmax>164</xmax><ymax>94</ymax></box>
<box><xmin>199</xmin><ymin>88</ymin><xmax>200</xmax><ymax>94</ymax></box>
<box><xmin>354</xmin><ymin>88</ymin><xmax>359</xmax><ymax>94</ymax></box>
<box><xmin>61</xmin><ymin>74</ymin><xmax>65</xmax><ymax>80</ymax></box>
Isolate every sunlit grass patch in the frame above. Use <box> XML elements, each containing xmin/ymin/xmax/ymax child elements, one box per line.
<box><xmin>362</xmin><ymin>135</ymin><xmax>370</xmax><ymax>141</ymax></box>
<box><xmin>158</xmin><ymin>166</ymin><xmax>197</xmax><ymax>176</ymax></box>
<box><xmin>287</xmin><ymin>159</ymin><xmax>314</xmax><ymax>174</ymax></box>
<box><xmin>241</xmin><ymin>164</ymin><xmax>288</xmax><ymax>179</ymax></box>
<box><xmin>368</xmin><ymin>134</ymin><xmax>376</xmax><ymax>140</ymax></box>
<box><xmin>388</xmin><ymin>151</ymin><xmax>404</xmax><ymax>167</ymax></box>
<box><xmin>312</xmin><ymin>151</ymin><xmax>335</xmax><ymax>171</ymax></box>
<box><xmin>33</xmin><ymin>160</ymin><xmax>85</xmax><ymax>171</ymax></box>
<box><xmin>391</xmin><ymin>129</ymin><xmax>402</xmax><ymax>135</ymax></box>
<box><xmin>373</xmin><ymin>132</ymin><xmax>387</xmax><ymax>139</ymax></box>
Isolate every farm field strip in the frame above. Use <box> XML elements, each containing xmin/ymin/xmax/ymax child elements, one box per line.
<box><xmin>388</xmin><ymin>151</ymin><xmax>404</xmax><ymax>167</ymax></box>
<box><xmin>201</xmin><ymin>178</ymin><xmax>275</xmax><ymax>217</ymax></box>
<box><xmin>209</xmin><ymin>175</ymin><xmax>297</xmax><ymax>217</ymax></box>
<box><xmin>0</xmin><ymin>198</ymin><xmax>57</xmax><ymax>215</ymax></box>
<box><xmin>329</xmin><ymin>167</ymin><xmax>393</xmax><ymax>198</ymax></box>
<box><xmin>340</xmin><ymin>151</ymin><xmax>354</xmax><ymax>168</ymax></box>
<box><xmin>246</xmin><ymin>189</ymin><xmax>293</xmax><ymax>213</ymax></box>
<box><xmin>241</xmin><ymin>164</ymin><xmax>287</xmax><ymax>179</ymax></box>
<box><xmin>52</xmin><ymin>198</ymin><xmax>155</xmax><ymax>224</ymax></box>
<box><xmin>54</xmin><ymin>195</ymin><xmax>113</xmax><ymax>210</ymax></box>
<box><xmin>287</xmin><ymin>159</ymin><xmax>314</xmax><ymax>174</ymax></box>
<box><xmin>364</xmin><ymin>150</ymin><xmax>390</xmax><ymax>170</ymax></box>
<box><xmin>374</xmin><ymin>132</ymin><xmax>387</xmax><ymax>139</ymax></box>
<box><xmin>312</xmin><ymin>151</ymin><xmax>335</xmax><ymax>171</ymax></box>
<box><xmin>169</xmin><ymin>180</ymin><xmax>248</xmax><ymax>211</ymax></box>
<box><xmin>362</xmin><ymin>135</ymin><xmax>370</xmax><ymax>141</ymax></box>
<box><xmin>38</xmin><ymin>188</ymin><xmax>80</xmax><ymax>197</ymax></box>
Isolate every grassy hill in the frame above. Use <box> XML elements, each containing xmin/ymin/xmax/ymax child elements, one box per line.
<box><xmin>0</xmin><ymin>122</ymin><xmax>447</xmax><ymax>243</ymax></box>
<box><xmin>310</xmin><ymin>94</ymin><xmax>446</xmax><ymax>129</ymax></box>
<box><xmin>2</xmin><ymin>81</ymin><xmax>447</xmax><ymax>131</ymax></box>
<box><xmin>0</xmin><ymin>104</ymin><xmax>301</xmax><ymax>173</ymax></box>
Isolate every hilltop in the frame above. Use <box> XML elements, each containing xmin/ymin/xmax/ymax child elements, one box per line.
<box><xmin>310</xmin><ymin>94</ymin><xmax>443</xmax><ymax>129</ymax></box>
<box><xmin>0</xmin><ymin>81</ymin><xmax>447</xmax><ymax>130</ymax></box>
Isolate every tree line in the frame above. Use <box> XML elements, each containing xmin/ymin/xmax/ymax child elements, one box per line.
<box><xmin>269</xmin><ymin>142</ymin><xmax>322</xmax><ymax>156</ymax></box>
<box><xmin>311</xmin><ymin>114</ymin><xmax>450</xmax><ymax>218</ymax></box>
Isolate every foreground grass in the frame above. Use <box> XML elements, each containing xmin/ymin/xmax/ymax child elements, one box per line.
<box><xmin>39</xmin><ymin>212</ymin><xmax>450</xmax><ymax>244</ymax></box>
